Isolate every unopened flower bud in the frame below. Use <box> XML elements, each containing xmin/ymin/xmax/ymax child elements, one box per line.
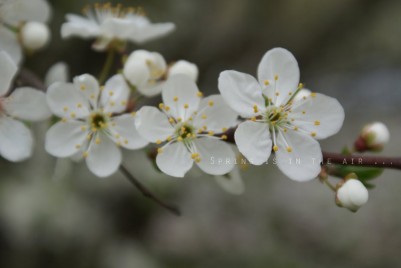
<box><xmin>355</xmin><ymin>122</ymin><xmax>390</xmax><ymax>152</ymax></box>
<box><xmin>20</xmin><ymin>21</ymin><xmax>50</xmax><ymax>51</ymax></box>
<box><xmin>168</xmin><ymin>60</ymin><xmax>198</xmax><ymax>81</ymax></box>
<box><xmin>336</xmin><ymin>175</ymin><xmax>368</xmax><ymax>212</ymax></box>
<box><xmin>293</xmin><ymin>88</ymin><xmax>311</xmax><ymax>102</ymax></box>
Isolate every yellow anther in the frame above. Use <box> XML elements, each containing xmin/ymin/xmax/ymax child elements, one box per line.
<box><xmin>109</xmin><ymin>101</ymin><xmax>115</xmax><ymax>106</ymax></box>
<box><xmin>288</xmin><ymin>92</ymin><xmax>293</xmax><ymax>96</ymax></box>
<box><xmin>311</xmin><ymin>132</ymin><xmax>317</xmax><ymax>137</ymax></box>
<box><xmin>77</xmin><ymin>103</ymin><xmax>83</xmax><ymax>108</ymax></box>
<box><xmin>184</xmin><ymin>103</ymin><xmax>189</xmax><ymax>109</ymax></box>
<box><xmin>264</xmin><ymin>80</ymin><xmax>270</xmax><ymax>86</ymax></box>
<box><xmin>222</xmin><ymin>127</ymin><xmax>228</xmax><ymax>132</ymax></box>
<box><xmin>86</xmin><ymin>134</ymin><xmax>92</xmax><ymax>140</ymax></box>
<box><xmin>197</xmin><ymin>91</ymin><xmax>203</xmax><ymax>97</ymax></box>
<box><xmin>208</xmin><ymin>101</ymin><xmax>214</xmax><ymax>107</ymax></box>
<box><xmin>115</xmin><ymin>134</ymin><xmax>120</xmax><ymax>139</ymax></box>
<box><xmin>124</xmin><ymin>139</ymin><xmax>128</xmax><ymax>144</ymax></box>
<box><xmin>70</xmin><ymin>112</ymin><xmax>76</xmax><ymax>118</ymax></box>
<box><xmin>311</xmin><ymin>92</ymin><xmax>317</xmax><ymax>98</ymax></box>
<box><xmin>275</xmin><ymin>92</ymin><xmax>280</xmax><ymax>96</ymax></box>
<box><xmin>253</xmin><ymin>105</ymin><xmax>259</xmax><ymax>113</ymax></box>
<box><xmin>274</xmin><ymin>75</ymin><xmax>279</xmax><ymax>81</ymax></box>
<box><xmin>61</xmin><ymin>118</ymin><xmax>67</xmax><ymax>123</ymax></box>
<box><xmin>75</xmin><ymin>144</ymin><xmax>81</xmax><ymax>149</ymax></box>
<box><xmin>159</xmin><ymin>103</ymin><xmax>164</xmax><ymax>109</ymax></box>
<box><xmin>100</xmin><ymin>86</ymin><xmax>105</xmax><ymax>91</ymax></box>
<box><xmin>291</xmin><ymin>118</ymin><xmax>295</xmax><ymax>122</ymax></box>
<box><xmin>195</xmin><ymin>157</ymin><xmax>201</xmax><ymax>163</ymax></box>
<box><xmin>95</xmin><ymin>138</ymin><xmax>101</xmax><ymax>144</ymax></box>
<box><xmin>286</xmin><ymin>146</ymin><xmax>292</xmax><ymax>153</ymax></box>
<box><xmin>177</xmin><ymin>136</ymin><xmax>183</xmax><ymax>142</ymax></box>
<box><xmin>90</xmin><ymin>94</ymin><xmax>95</xmax><ymax>99</ymax></box>
<box><xmin>165</xmin><ymin>106</ymin><xmax>170</xmax><ymax>111</ymax></box>
<box><xmin>202</xmin><ymin>125</ymin><xmax>207</xmax><ymax>130</ymax></box>
<box><xmin>173</xmin><ymin>96</ymin><xmax>178</xmax><ymax>102</ymax></box>
<box><xmin>303</xmin><ymin>96</ymin><xmax>307</xmax><ymax>100</ymax></box>
<box><xmin>177</xmin><ymin>117</ymin><xmax>182</xmax><ymax>122</ymax></box>
<box><xmin>283</xmin><ymin>128</ymin><xmax>288</xmax><ymax>133</ymax></box>
<box><xmin>208</xmin><ymin>131</ymin><xmax>214</xmax><ymax>136</ymax></box>
<box><xmin>191</xmin><ymin>153</ymin><xmax>199</xmax><ymax>159</ymax></box>
<box><xmin>314</xmin><ymin>120</ymin><xmax>320</xmax><ymax>126</ymax></box>
<box><xmin>294</xmin><ymin>126</ymin><xmax>299</xmax><ymax>131</ymax></box>
<box><xmin>169</xmin><ymin>118</ymin><xmax>175</xmax><ymax>123</ymax></box>
<box><xmin>251</xmin><ymin>117</ymin><xmax>256</xmax><ymax>122</ymax></box>
<box><xmin>109</xmin><ymin>91</ymin><xmax>114</xmax><ymax>96</ymax></box>
<box><xmin>221</xmin><ymin>135</ymin><xmax>227</xmax><ymax>140</ymax></box>
<box><xmin>273</xmin><ymin>145</ymin><xmax>279</xmax><ymax>152</ymax></box>
<box><xmin>156</xmin><ymin>139</ymin><xmax>162</xmax><ymax>144</ymax></box>
<box><xmin>302</xmin><ymin>111</ymin><xmax>306</xmax><ymax>115</ymax></box>
<box><xmin>186</xmin><ymin>133</ymin><xmax>192</xmax><ymax>138</ymax></box>
<box><xmin>82</xmin><ymin>151</ymin><xmax>89</xmax><ymax>158</ymax></box>
<box><xmin>201</xmin><ymin>114</ymin><xmax>207</xmax><ymax>120</ymax></box>
<box><xmin>157</xmin><ymin>148</ymin><xmax>163</xmax><ymax>154</ymax></box>
<box><xmin>167</xmin><ymin>136</ymin><xmax>172</xmax><ymax>141</ymax></box>
<box><xmin>63</xmin><ymin>106</ymin><xmax>69</xmax><ymax>112</ymax></box>
<box><xmin>80</xmin><ymin>126</ymin><xmax>87</xmax><ymax>131</ymax></box>
<box><xmin>91</xmin><ymin>127</ymin><xmax>97</xmax><ymax>132</ymax></box>
<box><xmin>80</xmin><ymin>85</ymin><xmax>86</xmax><ymax>91</ymax></box>
<box><xmin>298</xmin><ymin>83</ymin><xmax>304</xmax><ymax>89</ymax></box>
<box><xmin>188</xmin><ymin>117</ymin><xmax>193</xmax><ymax>121</ymax></box>
<box><xmin>130</xmin><ymin>112</ymin><xmax>136</xmax><ymax>117</ymax></box>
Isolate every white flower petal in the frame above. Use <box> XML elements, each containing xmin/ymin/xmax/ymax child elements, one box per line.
<box><xmin>5</xmin><ymin>87</ymin><xmax>51</xmax><ymax>121</ymax></box>
<box><xmin>46</xmin><ymin>82</ymin><xmax>91</xmax><ymax>119</ymax></box>
<box><xmin>45</xmin><ymin>62</ymin><xmax>69</xmax><ymax>87</ymax></box>
<box><xmin>214</xmin><ymin>166</ymin><xmax>244</xmax><ymax>195</ymax></box>
<box><xmin>61</xmin><ymin>14</ymin><xmax>100</xmax><ymax>39</ymax></box>
<box><xmin>168</xmin><ymin>60</ymin><xmax>198</xmax><ymax>81</ymax></box>
<box><xmin>275</xmin><ymin>129</ymin><xmax>322</xmax><ymax>182</ymax></box>
<box><xmin>257</xmin><ymin>48</ymin><xmax>300</xmax><ymax>106</ymax></box>
<box><xmin>192</xmin><ymin>95</ymin><xmax>238</xmax><ymax>133</ymax></box>
<box><xmin>0</xmin><ymin>26</ymin><xmax>22</xmax><ymax>65</ymax></box>
<box><xmin>100</xmin><ymin>74</ymin><xmax>130</xmax><ymax>114</ymax></box>
<box><xmin>156</xmin><ymin>142</ymin><xmax>193</xmax><ymax>177</ymax></box>
<box><xmin>86</xmin><ymin>133</ymin><xmax>122</xmax><ymax>177</ymax></box>
<box><xmin>108</xmin><ymin>114</ymin><xmax>148</xmax><ymax>150</ymax></box>
<box><xmin>234</xmin><ymin>121</ymin><xmax>272</xmax><ymax>165</ymax></box>
<box><xmin>0</xmin><ymin>51</ymin><xmax>17</xmax><ymax>96</ymax></box>
<box><xmin>73</xmin><ymin>74</ymin><xmax>100</xmax><ymax>109</ymax></box>
<box><xmin>128</xmin><ymin>22</ymin><xmax>175</xmax><ymax>44</ymax></box>
<box><xmin>162</xmin><ymin>75</ymin><xmax>200</xmax><ymax>121</ymax></box>
<box><xmin>0</xmin><ymin>116</ymin><xmax>33</xmax><ymax>162</ymax></box>
<box><xmin>194</xmin><ymin>138</ymin><xmax>235</xmax><ymax>175</ymax></box>
<box><xmin>135</xmin><ymin>106</ymin><xmax>175</xmax><ymax>143</ymax></box>
<box><xmin>1</xmin><ymin>0</ymin><xmax>51</xmax><ymax>25</ymax></box>
<box><xmin>45</xmin><ymin>121</ymin><xmax>89</xmax><ymax>158</ymax></box>
<box><xmin>218</xmin><ymin>70</ymin><xmax>265</xmax><ymax>118</ymax></box>
<box><xmin>136</xmin><ymin>83</ymin><xmax>164</xmax><ymax>97</ymax></box>
<box><xmin>123</xmin><ymin>57</ymin><xmax>150</xmax><ymax>87</ymax></box>
<box><xmin>290</xmin><ymin>93</ymin><xmax>345</xmax><ymax>140</ymax></box>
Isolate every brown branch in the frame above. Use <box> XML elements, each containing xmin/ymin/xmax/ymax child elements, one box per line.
<box><xmin>16</xmin><ymin>67</ymin><xmax>46</xmax><ymax>90</ymax></box>
<box><xmin>119</xmin><ymin>165</ymin><xmax>181</xmax><ymax>216</ymax></box>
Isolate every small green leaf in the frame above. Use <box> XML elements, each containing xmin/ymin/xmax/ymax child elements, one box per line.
<box><xmin>331</xmin><ymin>165</ymin><xmax>384</xmax><ymax>180</ymax></box>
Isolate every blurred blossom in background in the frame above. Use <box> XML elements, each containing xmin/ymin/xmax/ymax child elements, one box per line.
<box><xmin>2</xmin><ymin>0</ymin><xmax>401</xmax><ymax>267</ymax></box>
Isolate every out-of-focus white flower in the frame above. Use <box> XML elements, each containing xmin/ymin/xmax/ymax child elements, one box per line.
<box><xmin>214</xmin><ymin>166</ymin><xmax>244</xmax><ymax>195</ymax></box>
<box><xmin>135</xmin><ymin>75</ymin><xmax>238</xmax><ymax>177</ymax></box>
<box><xmin>20</xmin><ymin>21</ymin><xmax>50</xmax><ymax>51</ymax></box>
<box><xmin>45</xmin><ymin>74</ymin><xmax>148</xmax><ymax>177</ymax></box>
<box><xmin>218</xmin><ymin>48</ymin><xmax>345</xmax><ymax>181</ymax></box>
<box><xmin>61</xmin><ymin>3</ymin><xmax>175</xmax><ymax>51</ymax></box>
<box><xmin>45</xmin><ymin>62</ymin><xmax>69</xmax><ymax>87</ymax></box>
<box><xmin>123</xmin><ymin>50</ymin><xmax>198</xmax><ymax>97</ymax></box>
<box><xmin>292</xmin><ymin>88</ymin><xmax>311</xmax><ymax>102</ymax></box>
<box><xmin>359</xmin><ymin>122</ymin><xmax>390</xmax><ymax>151</ymax></box>
<box><xmin>0</xmin><ymin>0</ymin><xmax>51</xmax><ymax>64</ymax></box>
<box><xmin>0</xmin><ymin>51</ymin><xmax>51</xmax><ymax>161</ymax></box>
<box><xmin>336</xmin><ymin>177</ymin><xmax>369</xmax><ymax>212</ymax></box>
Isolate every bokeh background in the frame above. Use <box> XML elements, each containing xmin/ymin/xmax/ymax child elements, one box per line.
<box><xmin>2</xmin><ymin>0</ymin><xmax>401</xmax><ymax>267</ymax></box>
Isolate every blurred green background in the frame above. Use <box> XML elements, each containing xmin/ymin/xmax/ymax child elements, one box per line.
<box><xmin>2</xmin><ymin>0</ymin><xmax>401</xmax><ymax>267</ymax></box>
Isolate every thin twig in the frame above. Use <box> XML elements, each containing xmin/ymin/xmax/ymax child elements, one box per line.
<box><xmin>322</xmin><ymin>152</ymin><xmax>401</xmax><ymax>170</ymax></box>
<box><xmin>16</xmin><ymin>68</ymin><xmax>46</xmax><ymax>91</ymax></box>
<box><xmin>119</xmin><ymin>165</ymin><xmax>181</xmax><ymax>216</ymax></box>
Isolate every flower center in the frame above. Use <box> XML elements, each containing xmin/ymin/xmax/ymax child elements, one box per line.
<box><xmin>82</xmin><ymin>3</ymin><xmax>145</xmax><ymax>22</ymax></box>
<box><xmin>90</xmin><ymin>112</ymin><xmax>108</xmax><ymax>130</ymax></box>
<box><xmin>264</xmin><ymin>106</ymin><xmax>288</xmax><ymax>130</ymax></box>
<box><xmin>175</xmin><ymin>123</ymin><xmax>195</xmax><ymax>141</ymax></box>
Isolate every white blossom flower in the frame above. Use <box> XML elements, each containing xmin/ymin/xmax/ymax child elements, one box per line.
<box><xmin>135</xmin><ymin>75</ymin><xmax>238</xmax><ymax>177</ymax></box>
<box><xmin>45</xmin><ymin>74</ymin><xmax>148</xmax><ymax>177</ymax></box>
<box><xmin>292</xmin><ymin>88</ymin><xmax>311</xmax><ymax>102</ymax></box>
<box><xmin>0</xmin><ymin>0</ymin><xmax>51</xmax><ymax>64</ymax></box>
<box><xmin>123</xmin><ymin>50</ymin><xmax>198</xmax><ymax>97</ymax></box>
<box><xmin>0</xmin><ymin>51</ymin><xmax>51</xmax><ymax>161</ymax></box>
<box><xmin>218</xmin><ymin>48</ymin><xmax>345</xmax><ymax>181</ymax></box>
<box><xmin>20</xmin><ymin>21</ymin><xmax>50</xmax><ymax>51</ymax></box>
<box><xmin>45</xmin><ymin>62</ymin><xmax>69</xmax><ymax>87</ymax></box>
<box><xmin>61</xmin><ymin>3</ymin><xmax>175</xmax><ymax>51</ymax></box>
<box><xmin>336</xmin><ymin>178</ymin><xmax>369</xmax><ymax>212</ymax></box>
<box><xmin>360</xmin><ymin>122</ymin><xmax>390</xmax><ymax>151</ymax></box>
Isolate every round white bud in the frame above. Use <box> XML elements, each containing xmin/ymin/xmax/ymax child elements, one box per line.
<box><xmin>336</xmin><ymin>178</ymin><xmax>369</xmax><ymax>212</ymax></box>
<box><xmin>20</xmin><ymin>21</ymin><xmax>50</xmax><ymax>51</ymax></box>
<box><xmin>168</xmin><ymin>60</ymin><xmax>199</xmax><ymax>81</ymax></box>
<box><xmin>293</xmin><ymin>88</ymin><xmax>311</xmax><ymax>102</ymax></box>
<box><xmin>361</xmin><ymin>122</ymin><xmax>390</xmax><ymax>150</ymax></box>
